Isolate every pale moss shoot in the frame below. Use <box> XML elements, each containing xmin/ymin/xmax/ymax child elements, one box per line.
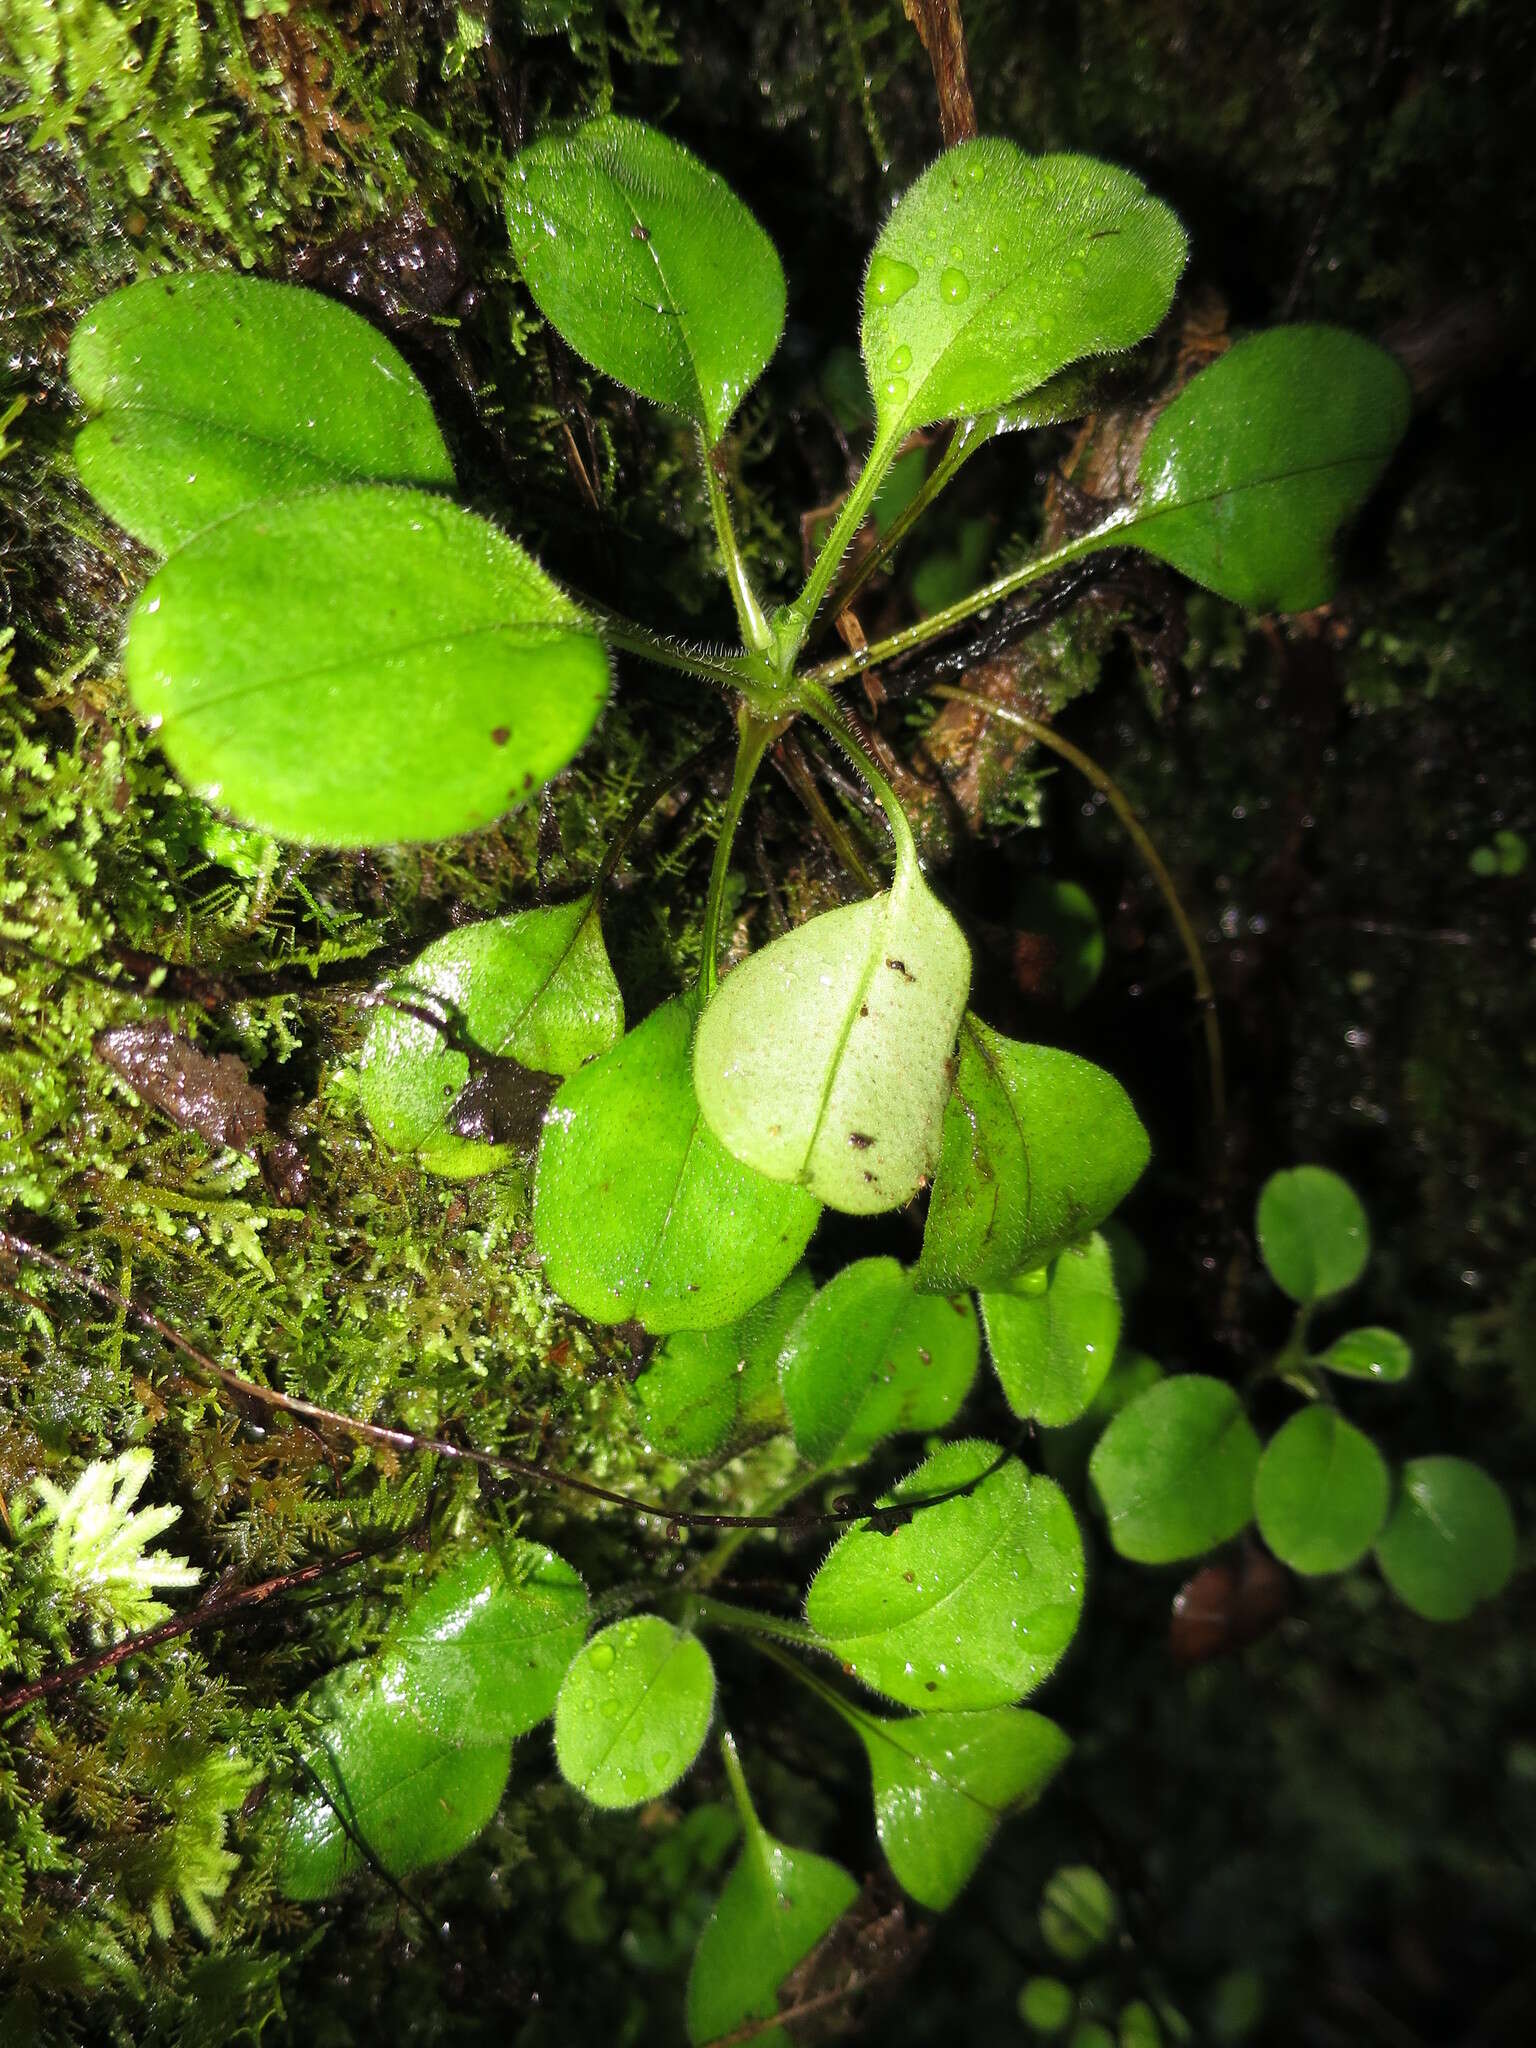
<box><xmin>30</xmin><ymin>1447</ymin><xmax>201</xmax><ymax>1640</ymax></box>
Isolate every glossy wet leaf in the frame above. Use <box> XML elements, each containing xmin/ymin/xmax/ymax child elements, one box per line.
<box><xmin>279</xmin><ymin>1672</ymin><xmax>510</xmax><ymax>1900</ymax></box>
<box><xmin>506</xmin><ymin>115</ymin><xmax>785</xmax><ymax>446</ymax></box>
<box><xmin>862</xmin><ymin>140</ymin><xmax>1185</xmax><ymax>444</ymax></box>
<box><xmin>358</xmin><ymin>900</ymin><xmax>623</xmax><ymax>1176</ymax></box>
<box><xmin>805</xmin><ymin>1440</ymin><xmax>1084</xmax><ymax>1709</ymax></box>
<box><xmin>1315</xmin><ymin>1325</ymin><xmax>1413</xmax><ymax>1384</ymax></box>
<box><xmin>1089</xmin><ymin>1376</ymin><xmax>1260</xmax><ymax>1564</ymax></box>
<box><xmin>1374</xmin><ymin>1457</ymin><xmax>1516</xmax><ymax>1622</ymax></box>
<box><xmin>1253</xmin><ymin>1409</ymin><xmax>1389</xmax><ymax>1576</ymax></box>
<box><xmin>126</xmin><ymin>486</ymin><xmax>608</xmax><ymax>847</ymax></box>
<box><xmin>1114</xmin><ymin>327</ymin><xmax>1411</xmax><ymax>612</ymax></box>
<box><xmin>1255</xmin><ymin>1165</ymin><xmax>1370</xmax><ymax>1305</ymax></box>
<box><xmin>917</xmin><ymin>1019</ymin><xmax>1149</xmax><ymax>1294</ymax></box>
<box><xmin>686</xmin><ymin>1769</ymin><xmax>856</xmax><ymax>2046</ymax></box>
<box><xmin>838</xmin><ymin>1699</ymin><xmax>1070</xmax><ymax>1910</ymax></box>
<box><xmin>554</xmin><ymin>1617</ymin><xmax>714</xmax><ymax>1809</ymax></box>
<box><xmin>70</xmin><ymin>272</ymin><xmax>453</xmax><ymax>554</ymax></box>
<box><xmin>694</xmin><ymin>854</ymin><xmax>970</xmax><ymax>1216</ymax></box>
<box><xmin>633</xmin><ymin>1268</ymin><xmax>815</xmax><ymax>1459</ymax></box>
<box><xmin>779</xmin><ymin>1257</ymin><xmax>978</xmax><ymax>1465</ymax></box>
<box><xmin>534</xmin><ymin>994</ymin><xmax>821</xmax><ymax>1332</ymax></box>
<box><xmin>980</xmin><ymin>1233</ymin><xmax>1121</xmax><ymax>1427</ymax></box>
<box><xmin>1015</xmin><ymin>878</ymin><xmax>1105</xmax><ymax>1010</ymax></box>
<box><xmin>1039</xmin><ymin>1864</ymin><xmax>1118</xmax><ymax>1962</ymax></box>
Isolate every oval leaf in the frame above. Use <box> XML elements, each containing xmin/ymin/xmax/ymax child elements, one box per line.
<box><xmin>506</xmin><ymin>115</ymin><xmax>785</xmax><ymax>447</ymax></box>
<box><xmin>1088</xmin><ymin>1375</ymin><xmax>1260</xmax><ymax>1564</ymax></box>
<box><xmin>862</xmin><ymin>140</ymin><xmax>1186</xmax><ymax>442</ymax></box>
<box><xmin>70</xmin><ymin>272</ymin><xmax>453</xmax><ymax>554</ymax></box>
<box><xmin>633</xmin><ymin>1268</ymin><xmax>815</xmax><ymax>1459</ymax></box>
<box><xmin>125</xmin><ymin>485</ymin><xmax>608</xmax><ymax>847</ymax></box>
<box><xmin>918</xmin><ymin>1020</ymin><xmax>1148</xmax><ymax>1294</ymax></box>
<box><xmin>1374</xmin><ymin>1456</ymin><xmax>1516</xmax><ymax>1622</ymax></box>
<box><xmin>358</xmin><ymin>899</ymin><xmax>623</xmax><ymax>1176</ymax></box>
<box><xmin>1253</xmin><ymin>1409</ymin><xmax>1390</xmax><ymax>1576</ymax></box>
<box><xmin>553</xmin><ymin>1616</ymin><xmax>715</xmax><ymax>1809</ymax></box>
<box><xmin>1039</xmin><ymin>1864</ymin><xmax>1118</xmax><ymax>1962</ymax></box>
<box><xmin>1256</xmin><ymin>1165</ymin><xmax>1370</xmax><ymax>1305</ymax></box>
<box><xmin>534</xmin><ymin>994</ymin><xmax>821</xmax><ymax>1332</ymax></box>
<box><xmin>805</xmin><ymin>1440</ymin><xmax>1085</xmax><ymax>1709</ymax></box>
<box><xmin>779</xmin><ymin>1257</ymin><xmax>979</xmax><ymax>1465</ymax></box>
<box><xmin>694</xmin><ymin>855</ymin><xmax>971</xmax><ymax>1216</ymax></box>
<box><xmin>980</xmin><ymin>1232</ymin><xmax>1121</xmax><ymax>1428</ymax></box>
<box><xmin>1121</xmin><ymin>326</ymin><xmax>1411</xmax><ymax>611</ymax></box>
<box><xmin>844</xmin><ymin>1701</ymin><xmax>1070</xmax><ymax>1910</ymax></box>
<box><xmin>1315</xmin><ymin>1325</ymin><xmax>1412</xmax><ymax>1384</ymax></box>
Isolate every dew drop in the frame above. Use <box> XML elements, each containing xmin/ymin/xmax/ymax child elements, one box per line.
<box><xmin>939</xmin><ymin>266</ymin><xmax>970</xmax><ymax>304</ymax></box>
<box><xmin>889</xmin><ymin>342</ymin><xmax>913</xmax><ymax>374</ymax></box>
<box><xmin>867</xmin><ymin>254</ymin><xmax>919</xmax><ymax>307</ymax></box>
<box><xmin>882</xmin><ymin>374</ymin><xmax>910</xmax><ymax>408</ymax></box>
<box><xmin>588</xmin><ymin>1641</ymin><xmax>615</xmax><ymax>1673</ymax></box>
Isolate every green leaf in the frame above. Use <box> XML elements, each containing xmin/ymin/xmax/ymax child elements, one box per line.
<box><xmin>1015</xmin><ymin>878</ymin><xmax>1105</xmax><ymax>1010</ymax></box>
<box><xmin>862</xmin><ymin>140</ymin><xmax>1185</xmax><ymax>444</ymax></box>
<box><xmin>1255</xmin><ymin>1165</ymin><xmax>1370</xmax><ymax>1305</ymax></box>
<box><xmin>553</xmin><ymin>1617</ymin><xmax>715</xmax><ymax>1809</ymax></box>
<box><xmin>839</xmin><ymin>1700</ymin><xmax>1070</xmax><ymax>1910</ymax></box>
<box><xmin>1252</xmin><ymin>1409</ymin><xmax>1390</xmax><ymax>1576</ymax></box>
<box><xmin>1120</xmin><ymin>2002</ymin><xmax>1164</xmax><ymax>2048</ymax></box>
<box><xmin>1314</xmin><ymin>1326</ymin><xmax>1413</xmax><ymax>1384</ymax></box>
<box><xmin>980</xmin><ymin>1233</ymin><xmax>1121</xmax><ymax>1428</ymax></box>
<box><xmin>633</xmin><ymin>1269</ymin><xmax>815</xmax><ymax>1459</ymax></box>
<box><xmin>534</xmin><ymin>994</ymin><xmax>821</xmax><ymax>1332</ymax></box>
<box><xmin>917</xmin><ymin>1018</ymin><xmax>1149</xmax><ymax>1294</ymax></box>
<box><xmin>694</xmin><ymin>852</ymin><xmax>971</xmax><ymax>1216</ymax></box>
<box><xmin>779</xmin><ymin>1257</ymin><xmax>979</xmax><ymax>1465</ymax></box>
<box><xmin>1089</xmin><ymin>1376</ymin><xmax>1260</xmax><ymax>1564</ymax></box>
<box><xmin>125</xmin><ymin>485</ymin><xmax>608</xmax><ymax>848</ymax></box>
<box><xmin>358</xmin><ymin>899</ymin><xmax>623</xmax><ymax>1176</ymax></box>
<box><xmin>70</xmin><ymin>273</ymin><xmax>453</xmax><ymax>555</ymax></box>
<box><xmin>279</xmin><ymin>1671</ymin><xmax>510</xmax><ymax>1900</ymax></box>
<box><xmin>805</xmin><ymin>1440</ymin><xmax>1084</xmax><ymax>1709</ymax></box>
<box><xmin>1039</xmin><ymin>1864</ymin><xmax>1118</xmax><ymax>1962</ymax></box>
<box><xmin>1118</xmin><ymin>327</ymin><xmax>1411</xmax><ymax>612</ymax></box>
<box><xmin>1020</xmin><ymin>1979</ymin><xmax>1077</xmax><ymax>2034</ymax></box>
<box><xmin>686</xmin><ymin>1740</ymin><xmax>857</xmax><ymax>2046</ymax></box>
<box><xmin>377</xmin><ymin>1541</ymin><xmax>591</xmax><ymax>1743</ymax></box>
<box><xmin>506</xmin><ymin>115</ymin><xmax>785</xmax><ymax>447</ymax></box>
<box><xmin>1374</xmin><ymin>1457</ymin><xmax>1517</xmax><ymax>1622</ymax></box>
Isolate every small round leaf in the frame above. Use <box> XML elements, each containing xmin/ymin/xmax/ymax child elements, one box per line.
<box><xmin>1256</xmin><ymin>1166</ymin><xmax>1370</xmax><ymax>1305</ymax></box>
<box><xmin>1021</xmin><ymin>1979</ymin><xmax>1077</xmax><ymax>2034</ymax></box>
<box><xmin>1374</xmin><ymin>1457</ymin><xmax>1516</xmax><ymax>1622</ymax></box>
<box><xmin>980</xmin><ymin>1232</ymin><xmax>1122</xmax><ymax>1428</ymax></box>
<box><xmin>553</xmin><ymin>1616</ymin><xmax>715</xmax><ymax>1809</ymax></box>
<box><xmin>1253</xmin><ymin>1408</ymin><xmax>1390</xmax><ymax>1576</ymax></box>
<box><xmin>1315</xmin><ymin>1326</ymin><xmax>1412</xmax><ymax>1384</ymax></box>
<box><xmin>1089</xmin><ymin>1375</ymin><xmax>1260</xmax><ymax>1564</ymax></box>
<box><xmin>1039</xmin><ymin>1864</ymin><xmax>1117</xmax><ymax>1962</ymax></box>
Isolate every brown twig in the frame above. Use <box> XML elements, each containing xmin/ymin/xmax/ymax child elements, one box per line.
<box><xmin>903</xmin><ymin>0</ymin><xmax>978</xmax><ymax>146</ymax></box>
<box><xmin>701</xmin><ymin>1973</ymin><xmax>875</xmax><ymax>2048</ymax></box>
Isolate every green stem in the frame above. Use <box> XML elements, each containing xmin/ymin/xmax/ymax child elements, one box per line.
<box><xmin>595</xmin><ymin>609</ymin><xmax>750</xmax><ymax>690</ymax></box>
<box><xmin>802</xmin><ymin>514</ymin><xmax>1126</xmax><ymax>689</ymax></box>
<box><xmin>782</xmin><ymin>427</ymin><xmax>903</xmax><ymax>660</ymax></box>
<box><xmin>693</xmin><ymin>1596</ymin><xmax>825</xmax><ymax>1653</ymax></box>
<box><xmin>795</xmin><ymin>681</ymin><xmax>916</xmax><ymax>875</ymax></box>
<box><xmin>697</xmin><ymin>716</ymin><xmax>776</xmax><ymax>1001</ymax></box>
<box><xmin>823</xmin><ymin>415</ymin><xmax>994</xmax><ymax>624</ymax></box>
<box><xmin>776</xmin><ymin>735</ymin><xmax>884</xmax><ymax>895</ymax></box>
<box><xmin>700</xmin><ymin>433</ymin><xmax>773</xmax><ymax>654</ymax></box>
<box><xmin>717</xmin><ymin>1729</ymin><xmax>757</xmax><ymax>1829</ymax></box>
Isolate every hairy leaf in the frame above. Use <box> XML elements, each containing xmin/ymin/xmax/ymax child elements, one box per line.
<box><xmin>1089</xmin><ymin>1376</ymin><xmax>1260</xmax><ymax>1564</ymax></box>
<box><xmin>806</xmin><ymin>1440</ymin><xmax>1084</xmax><ymax>1709</ymax></box>
<box><xmin>778</xmin><ymin>1257</ymin><xmax>979</xmax><ymax>1465</ymax></box>
<box><xmin>1374</xmin><ymin>1457</ymin><xmax>1516</xmax><ymax>1622</ymax></box>
<box><xmin>554</xmin><ymin>1617</ymin><xmax>715</xmax><ymax>1809</ymax></box>
<box><xmin>1253</xmin><ymin>1409</ymin><xmax>1390</xmax><ymax>1576</ymax></box>
<box><xmin>506</xmin><ymin>115</ymin><xmax>784</xmax><ymax>446</ymax></box>
<box><xmin>633</xmin><ymin>1268</ymin><xmax>815</xmax><ymax>1458</ymax></box>
<box><xmin>1315</xmin><ymin>1325</ymin><xmax>1412</xmax><ymax>1384</ymax></box>
<box><xmin>125</xmin><ymin>485</ymin><xmax>608</xmax><ymax>847</ymax></box>
<box><xmin>534</xmin><ymin>994</ymin><xmax>821</xmax><ymax>1332</ymax></box>
<box><xmin>980</xmin><ymin>1232</ymin><xmax>1121</xmax><ymax>1427</ymax></box>
<box><xmin>70</xmin><ymin>272</ymin><xmax>453</xmax><ymax>554</ymax></box>
<box><xmin>918</xmin><ymin>1019</ymin><xmax>1148</xmax><ymax>1294</ymax></box>
<box><xmin>1256</xmin><ymin>1165</ymin><xmax>1370</xmax><ymax>1305</ymax></box>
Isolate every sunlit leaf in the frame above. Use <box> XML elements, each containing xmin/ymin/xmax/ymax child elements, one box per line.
<box><xmin>805</xmin><ymin>1440</ymin><xmax>1084</xmax><ymax>1709</ymax></box>
<box><xmin>1255</xmin><ymin>1165</ymin><xmax>1369</xmax><ymax>1305</ymax></box>
<box><xmin>862</xmin><ymin>140</ymin><xmax>1185</xmax><ymax>443</ymax></box>
<box><xmin>1314</xmin><ymin>1325</ymin><xmax>1412</xmax><ymax>1384</ymax></box>
<box><xmin>694</xmin><ymin>851</ymin><xmax>970</xmax><ymax>1216</ymax></box>
<box><xmin>1038</xmin><ymin>1864</ymin><xmax>1118</xmax><ymax>1962</ymax></box>
<box><xmin>633</xmin><ymin>1268</ymin><xmax>815</xmax><ymax>1459</ymax></box>
<box><xmin>506</xmin><ymin>115</ymin><xmax>785</xmax><ymax>446</ymax></box>
<box><xmin>534</xmin><ymin>993</ymin><xmax>821</xmax><ymax>1332</ymax></box>
<box><xmin>125</xmin><ymin>485</ymin><xmax>608</xmax><ymax>847</ymax></box>
<box><xmin>1088</xmin><ymin>1376</ymin><xmax>1260</xmax><ymax>1564</ymax></box>
<box><xmin>778</xmin><ymin>1256</ymin><xmax>979</xmax><ymax>1465</ymax></box>
<box><xmin>553</xmin><ymin>1616</ymin><xmax>715</xmax><ymax>1809</ymax></box>
<box><xmin>980</xmin><ymin>1232</ymin><xmax>1121</xmax><ymax>1427</ymax></box>
<box><xmin>1374</xmin><ymin>1456</ymin><xmax>1516</xmax><ymax>1622</ymax></box>
<box><xmin>1115</xmin><ymin>327</ymin><xmax>1411</xmax><ymax>611</ymax></box>
<box><xmin>917</xmin><ymin>1018</ymin><xmax>1148</xmax><ymax>1294</ymax></box>
<box><xmin>1252</xmin><ymin>1409</ymin><xmax>1390</xmax><ymax>1576</ymax></box>
<box><xmin>685</xmin><ymin>1739</ymin><xmax>857</xmax><ymax>2046</ymax></box>
<box><xmin>70</xmin><ymin>272</ymin><xmax>453</xmax><ymax>554</ymax></box>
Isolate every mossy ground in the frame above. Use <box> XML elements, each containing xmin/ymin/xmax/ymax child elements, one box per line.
<box><xmin>1</xmin><ymin>3</ymin><xmax>1533</xmax><ymax>2044</ymax></box>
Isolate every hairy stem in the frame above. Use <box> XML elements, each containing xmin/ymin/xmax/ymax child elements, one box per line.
<box><xmin>783</xmin><ymin>427</ymin><xmax>903</xmax><ymax>658</ymax></box>
<box><xmin>700</xmin><ymin>433</ymin><xmax>773</xmax><ymax>654</ymax></box>
<box><xmin>594</xmin><ymin>608</ymin><xmax>751</xmax><ymax>689</ymax></box>
<box><xmin>697</xmin><ymin>716</ymin><xmax>776</xmax><ymax>1000</ymax></box>
<box><xmin>692</xmin><ymin>1596</ymin><xmax>826</xmax><ymax>1652</ymax></box>
<box><xmin>796</xmin><ymin>681</ymin><xmax>917</xmax><ymax>874</ymax></box>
